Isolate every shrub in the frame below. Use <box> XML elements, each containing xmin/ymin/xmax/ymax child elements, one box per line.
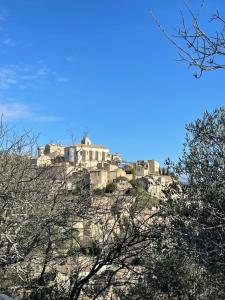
<box><xmin>130</xmin><ymin>179</ymin><xmax>143</xmax><ymax>189</ymax></box>
<box><xmin>93</xmin><ymin>188</ymin><xmax>105</xmax><ymax>195</ymax></box>
<box><xmin>115</xmin><ymin>176</ymin><xmax>128</xmax><ymax>183</ymax></box>
<box><xmin>80</xmin><ymin>241</ymin><xmax>101</xmax><ymax>256</ymax></box>
<box><xmin>105</xmin><ymin>182</ymin><xmax>117</xmax><ymax>193</ymax></box>
<box><xmin>125</xmin><ymin>167</ymin><xmax>135</xmax><ymax>175</ymax></box>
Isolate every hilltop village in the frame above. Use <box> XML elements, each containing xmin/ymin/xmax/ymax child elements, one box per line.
<box><xmin>1</xmin><ymin>134</ymin><xmax>179</xmax><ymax>300</ymax></box>
<box><xmin>32</xmin><ymin>136</ymin><xmax>173</xmax><ymax>198</ymax></box>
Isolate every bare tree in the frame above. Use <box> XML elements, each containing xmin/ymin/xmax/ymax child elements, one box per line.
<box><xmin>0</xmin><ymin>121</ymin><xmax>162</xmax><ymax>300</ymax></box>
<box><xmin>66</xmin><ymin>191</ymin><xmax>160</xmax><ymax>300</ymax></box>
<box><xmin>152</xmin><ymin>0</ymin><xmax>225</xmax><ymax>78</ymax></box>
<box><xmin>25</xmin><ymin>183</ymin><xmax>161</xmax><ymax>299</ymax></box>
<box><xmin>0</xmin><ymin>121</ymin><xmax>90</xmax><ymax>296</ymax></box>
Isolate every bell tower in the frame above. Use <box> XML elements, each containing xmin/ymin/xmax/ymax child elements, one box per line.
<box><xmin>81</xmin><ymin>136</ymin><xmax>92</xmax><ymax>145</ymax></box>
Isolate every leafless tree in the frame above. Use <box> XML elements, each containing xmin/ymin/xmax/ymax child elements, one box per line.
<box><xmin>152</xmin><ymin>0</ymin><xmax>225</xmax><ymax>78</ymax></box>
<box><xmin>66</xmin><ymin>191</ymin><xmax>160</xmax><ymax>300</ymax></box>
<box><xmin>0</xmin><ymin>121</ymin><xmax>162</xmax><ymax>300</ymax></box>
<box><xmin>0</xmin><ymin>121</ymin><xmax>90</xmax><ymax>296</ymax></box>
<box><xmin>24</xmin><ymin>185</ymin><xmax>161</xmax><ymax>300</ymax></box>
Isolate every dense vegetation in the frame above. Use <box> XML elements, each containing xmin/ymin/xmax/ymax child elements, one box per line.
<box><xmin>117</xmin><ymin>108</ymin><xmax>225</xmax><ymax>299</ymax></box>
<box><xmin>1</xmin><ymin>108</ymin><xmax>225</xmax><ymax>299</ymax></box>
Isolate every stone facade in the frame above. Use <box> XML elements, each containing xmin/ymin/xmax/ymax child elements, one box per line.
<box><xmin>89</xmin><ymin>169</ymin><xmax>108</xmax><ymax>189</ymax></box>
<box><xmin>37</xmin><ymin>137</ymin><xmax>112</xmax><ymax>169</ymax></box>
<box><xmin>64</xmin><ymin>143</ymin><xmax>110</xmax><ymax>170</ymax></box>
<box><xmin>136</xmin><ymin>160</ymin><xmax>160</xmax><ymax>176</ymax></box>
<box><xmin>35</xmin><ymin>136</ymin><xmax>166</xmax><ymax>190</ymax></box>
<box><xmin>110</xmin><ymin>152</ymin><xmax>122</xmax><ymax>162</ymax></box>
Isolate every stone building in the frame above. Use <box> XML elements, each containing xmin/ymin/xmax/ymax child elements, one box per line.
<box><xmin>148</xmin><ymin>160</ymin><xmax>160</xmax><ymax>174</ymax></box>
<box><xmin>88</xmin><ymin>169</ymin><xmax>108</xmax><ymax>189</ymax></box>
<box><xmin>136</xmin><ymin>160</ymin><xmax>160</xmax><ymax>176</ymax></box>
<box><xmin>136</xmin><ymin>164</ymin><xmax>149</xmax><ymax>177</ymax></box>
<box><xmin>35</xmin><ymin>136</ymin><xmax>164</xmax><ymax>190</ymax></box>
<box><xmin>64</xmin><ymin>137</ymin><xmax>110</xmax><ymax>169</ymax></box>
<box><xmin>38</xmin><ymin>144</ymin><xmax>65</xmax><ymax>158</ymax></box>
<box><xmin>110</xmin><ymin>153</ymin><xmax>122</xmax><ymax>162</ymax></box>
<box><xmin>36</xmin><ymin>144</ymin><xmax>65</xmax><ymax>166</ymax></box>
<box><xmin>37</xmin><ymin>137</ymin><xmax>113</xmax><ymax>169</ymax></box>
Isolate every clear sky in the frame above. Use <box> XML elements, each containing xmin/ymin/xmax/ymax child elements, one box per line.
<box><xmin>0</xmin><ymin>0</ymin><xmax>224</xmax><ymax>164</ymax></box>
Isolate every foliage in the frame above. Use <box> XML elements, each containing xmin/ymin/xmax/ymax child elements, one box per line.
<box><xmin>125</xmin><ymin>167</ymin><xmax>135</xmax><ymax>175</ymax></box>
<box><xmin>0</xmin><ymin>122</ymin><xmax>160</xmax><ymax>300</ymax></box>
<box><xmin>168</xmin><ymin>108</ymin><xmax>225</xmax><ymax>274</ymax></box>
<box><xmin>117</xmin><ymin>246</ymin><xmax>223</xmax><ymax>300</ymax></box>
<box><xmin>118</xmin><ymin>108</ymin><xmax>225</xmax><ymax>299</ymax></box>
<box><xmin>4</xmin><ymin>108</ymin><xmax>225</xmax><ymax>299</ymax></box>
<box><xmin>93</xmin><ymin>187</ymin><xmax>105</xmax><ymax>195</ymax></box>
<box><xmin>114</xmin><ymin>176</ymin><xmax>128</xmax><ymax>182</ymax></box>
<box><xmin>126</xmin><ymin>179</ymin><xmax>145</xmax><ymax>197</ymax></box>
<box><xmin>105</xmin><ymin>182</ymin><xmax>117</xmax><ymax>193</ymax></box>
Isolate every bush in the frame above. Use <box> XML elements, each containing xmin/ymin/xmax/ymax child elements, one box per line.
<box><xmin>80</xmin><ymin>241</ymin><xmax>101</xmax><ymax>256</ymax></box>
<box><xmin>126</xmin><ymin>179</ymin><xmax>146</xmax><ymax>197</ymax></box>
<box><xmin>93</xmin><ymin>188</ymin><xmax>105</xmax><ymax>196</ymax></box>
<box><xmin>130</xmin><ymin>179</ymin><xmax>143</xmax><ymax>189</ymax></box>
<box><xmin>125</xmin><ymin>167</ymin><xmax>135</xmax><ymax>175</ymax></box>
<box><xmin>114</xmin><ymin>176</ymin><xmax>128</xmax><ymax>183</ymax></box>
<box><xmin>105</xmin><ymin>182</ymin><xmax>117</xmax><ymax>193</ymax></box>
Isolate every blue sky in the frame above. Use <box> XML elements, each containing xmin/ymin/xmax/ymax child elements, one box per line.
<box><xmin>0</xmin><ymin>0</ymin><xmax>224</xmax><ymax>164</ymax></box>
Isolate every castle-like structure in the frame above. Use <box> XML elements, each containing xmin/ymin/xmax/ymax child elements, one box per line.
<box><xmin>36</xmin><ymin>136</ymin><xmax>118</xmax><ymax>169</ymax></box>
<box><xmin>33</xmin><ymin>136</ymin><xmax>169</xmax><ymax>195</ymax></box>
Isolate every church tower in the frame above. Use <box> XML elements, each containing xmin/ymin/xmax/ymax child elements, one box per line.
<box><xmin>81</xmin><ymin>136</ymin><xmax>92</xmax><ymax>145</ymax></box>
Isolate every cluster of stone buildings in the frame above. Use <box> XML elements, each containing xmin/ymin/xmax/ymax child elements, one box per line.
<box><xmin>33</xmin><ymin>136</ymin><xmax>168</xmax><ymax>191</ymax></box>
<box><xmin>22</xmin><ymin>137</ymin><xmax>175</xmax><ymax>300</ymax></box>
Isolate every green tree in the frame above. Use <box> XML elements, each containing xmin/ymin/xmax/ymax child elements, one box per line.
<box><xmin>162</xmin><ymin>108</ymin><xmax>225</xmax><ymax>297</ymax></box>
<box><xmin>117</xmin><ymin>248</ymin><xmax>219</xmax><ymax>300</ymax></box>
<box><xmin>119</xmin><ymin>108</ymin><xmax>225</xmax><ymax>299</ymax></box>
<box><xmin>169</xmin><ymin>108</ymin><xmax>225</xmax><ymax>273</ymax></box>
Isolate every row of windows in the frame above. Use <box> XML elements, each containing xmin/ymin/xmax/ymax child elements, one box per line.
<box><xmin>65</xmin><ymin>149</ymin><xmax>108</xmax><ymax>161</ymax></box>
<box><xmin>80</xmin><ymin>150</ymin><xmax>107</xmax><ymax>161</ymax></box>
